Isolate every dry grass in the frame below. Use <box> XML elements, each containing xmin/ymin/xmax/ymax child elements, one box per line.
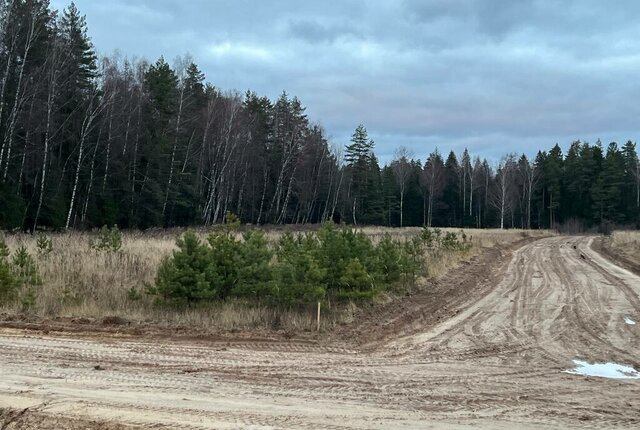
<box><xmin>0</xmin><ymin>227</ymin><xmax>551</xmax><ymax>331</ymax></box>
<box><xmin>609</xmin><ymin>230</ymin><xmax>640</xmax><ymax>263</ymax></box>
<box><xmin>358</xmin><ymin>227</ymin><xmax>550</xmax><ymax>248</ymax></box>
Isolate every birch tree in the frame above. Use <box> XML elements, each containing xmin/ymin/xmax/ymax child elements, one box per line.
<box><xmin>420</xmin><ymin>150</ymin><xmax>445</xmax><ymax>227</ymax></box>
<box><xmin>491</xmin><ymin>154</ymin><xmax>517</xmax><ymax>229</ymax></box>
<box><xmin>391</xmin><ymin>146</ymin><xmax>413</xmax><ymax>227</ymax></box>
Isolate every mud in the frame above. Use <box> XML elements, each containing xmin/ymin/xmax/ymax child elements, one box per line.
<box><xmin>1</xmin><ymin>236</ymin><xmax>639</xmax><ymax>429</ymax></box>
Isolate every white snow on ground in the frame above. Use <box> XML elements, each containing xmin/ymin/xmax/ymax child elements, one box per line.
<box><xmin>566</xmin><ymin>360</ymin><xmax>640</xmax><ymax>379</ymax></box>
<box><xmin>624</xmin><ymin>317</ymin><xmax>636</xmax><ymax>325</ymax></box>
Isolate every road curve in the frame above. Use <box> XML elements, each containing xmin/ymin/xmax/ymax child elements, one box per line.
<box><xmin>1</xmin><ymin>236</ymin><xmax>639</xmax><ymax>429</ymax></box>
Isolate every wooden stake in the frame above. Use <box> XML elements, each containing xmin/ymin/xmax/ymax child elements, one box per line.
<box><xmin>316</xmin><ymin>301</ymin><xmax>321</xmax><ymax>332</ymax></box>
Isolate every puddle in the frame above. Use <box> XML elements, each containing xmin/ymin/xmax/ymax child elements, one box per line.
<box><xmin>565</xmin><ymin>359</ymin><xmax>640</xmax><ymax>379</ymax></box>
<box><xmin>624</xmin><ymin>317</ymin><xmax>636</xmax><ymax>325</ymax></box>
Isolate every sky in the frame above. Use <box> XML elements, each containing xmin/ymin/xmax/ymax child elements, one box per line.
<box><xmin>51</xmin><ymin>0</ymin><xmax>640</xmax><ymax>163</ymax></box>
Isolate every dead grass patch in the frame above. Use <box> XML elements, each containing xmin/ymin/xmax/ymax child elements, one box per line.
<box><xmin>0</xmin><ymin>227</ymin><xmax>551</xmax><ymax>332</ymax></box>
<box><xmin>607</xmin><ymin>230</ymin><xmax>640</xmax><ymax>264</ymax></box>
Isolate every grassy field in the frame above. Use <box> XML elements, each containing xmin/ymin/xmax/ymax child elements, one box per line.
<box><xmin>0</xmin><ymin>227</ymin><xmax>551</xmax><ymax>332</ymax></box>
<box><xmin>607</xmin><ymin>230</ymin><xmax>640</xmax><ymax>264</ymax></box>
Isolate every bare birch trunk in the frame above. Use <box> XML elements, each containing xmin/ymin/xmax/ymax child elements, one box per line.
<box><xmin>162</xmin><ymin>84</ymin><xmax>185</xmax><ymax>217</ymax></box>
<box><xmin>2</xmin><ymin>13</ymin><xmax>36</xmax><ymax>181</ymax></box>
<box><xmin>257</xmin><ymin>166</ymin><xmax>268</xmax><ymax>224</ymax></box>
<box><xmin>102</xmin><ymin>100</ymin><xmax>114</xmax><ymax>192</ymax></box>
<box><xmin>81</xmin><ymin>123</ymin><xmax>104</xmax><ymax>222</ymax></box>
<box><xmin>33</xmin><ymin>40</ymin><xmax>60</xmax><ymax>231</ymax></box>
<box><xmin>66</xmin><ymin>93</ymin><xmax>106</xmax><ymax>229</ymax></box>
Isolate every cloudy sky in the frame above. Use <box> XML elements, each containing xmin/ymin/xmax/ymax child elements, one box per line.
<box><xmin>51</xmin><ymin>0</ymin><xmax>640</xmax><ymax>163</ymax></box>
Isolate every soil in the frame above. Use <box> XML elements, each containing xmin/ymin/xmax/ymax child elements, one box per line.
<box><xmin>1</xmin><ymin>236</ymin><xmax>639</xmax><ymax>429</ymax></box>
<box><xmin>593</xmin><ymin>237</ymin><xmax>640</xmax><ymax>276</ymax></box>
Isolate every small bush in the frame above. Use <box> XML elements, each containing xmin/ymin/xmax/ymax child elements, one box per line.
<box><xmin>420</xmin><ymin>227</ymin><xmax>442</xmax><ymax>249</ymax></box>
<box><xmin>376</xmin><ymin>234</ymin><xmax>402</xmax><ymax>283</ymax></box>
<box><xmin>314</xmin><ymin>224</ymin><xmax>377</xmax><ymax>294</ymax></box>
<box><xmin>339</xmin><ymin>258</ymin><xmax>372</xmax><ymax>291</ymax></box>
<box><xmin>153</xmin><ymin>231</ymin><xmax>220</xmax><ymax>304</ymax></box>
<box><xmin>12</xmin><ymin>246</ymin><xmax>41</xmax><ymax>286</ymax></box>
<box><xmin>223</xmin><ymin>211</ymin><xmax>241</xmax><ymax>231</ymax></box>
<box><xmin>0</xmin><ymin>240</ymin><xmax>19</xmax><ymax>304</ymax></box>
<box><xmin>20</xmin><ymin>288</ymin><xmax>37</xmax><ymax>311</ymax></box>
<box><xmin>234</xmin><ymin>230</ymin><xmax>274</xmax><ymax>299</ymax></box>
<box><xmin>420</xmin><ymin>227</ymin><xmax>471</xmax><ymax>253</ymax></box>
<box><xmin>0</xmin><ymin>243</ymin><xmax>41</xmax><ymax>308</ymax></box>
<box><xmin>36</xmin><ymin>234</ymin><xmax>53</xmax><ymax>257</ymax></box>
<box><xmin>127</xmin><ymin>287</ymin><xmax>142</xmax><ymax>301</ymax></box>
<box><xmin>91</xmin><ymin>225</ymin><xmax>122</xmax><ymax>252</ymax></box>
<box><xmin>273</xmin><ymin>236</ymin><xmax>326</xmax><ymax>304</ymax></box>
<box><xmin>151</xmin><ymin>223</ymin><xmax>474</xmax><ymax>308</ymax></box>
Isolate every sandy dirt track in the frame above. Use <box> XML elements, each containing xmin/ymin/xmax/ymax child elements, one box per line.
<box><xmin>1</xmin><ymin>236</ymin><xmax>639</xmax><ymax>429</ymax></box>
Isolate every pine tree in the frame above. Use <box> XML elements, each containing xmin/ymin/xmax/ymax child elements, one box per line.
<box><xmin>622</xmin><ymin>140</ymin><xmax>639</xmax><ymax>222</ymax></box>
<box><xmin>59</xmin><ymin>2</ymin><xmax>97</xmax><ymax>92</ymax></box>
<box><xmin>344</xmin><ymin>124</ymin><xmax>375</xmax><ymax>224</ymax></box>
<box><xmin>362</xmin><ymin>154</ymin><xmax>384</xmax><ymax>225</ymax></box>
<box><xmin>544</xmin><ymin>144</ymin><xmax>563</xmax><ymax>228</ymax></box>
<box><xmin>443</xmin><ymin>151</ymin><xmax>460</xmax><ymax>226</ymax></box>
<box><xmin>601</xmin><ymin>142</ymin><xmax>625</xmax><ymax>222</ymax></box>
<box><xmin>139</xmin><ymin>57</ymin><xmax>178</xmax><ymax>228</ymax></box>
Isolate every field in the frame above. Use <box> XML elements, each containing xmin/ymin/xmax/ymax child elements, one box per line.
<box><xmin>596</xmin><ymin>230</ymin><xmax>640</xmax><ymax>275</ymax></box>
<box><xmin>609</xmin><ymin>230</ymin><xmax>640</xmax><ymax>263</ymax></box>
<box><xmin>0</xmin><ymin>227</ymin><xmax>548</xmax><ymax>332</ymax></box>
<box><xmin>2</xmin><ymin>229</ymin><xmax>640</xmax><ymax>429</ymax></box>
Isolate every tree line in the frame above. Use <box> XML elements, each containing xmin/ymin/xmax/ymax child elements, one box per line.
<box><xmin>0</xmin><ymin>1</ymin><xmax>638</xmax><ymax>231</ymax></box>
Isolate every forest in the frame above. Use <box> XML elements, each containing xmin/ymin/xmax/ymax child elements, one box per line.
<box><xmin>0</xmin><ymin>0</ymin><xmax>638</xmax><ymax>232</ymax></box>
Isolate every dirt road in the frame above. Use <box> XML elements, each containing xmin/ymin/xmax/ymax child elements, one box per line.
<box><xmin>1</xmin><ymin>236</ymin><xmax>639</xmax><ymax>429</ymax></box>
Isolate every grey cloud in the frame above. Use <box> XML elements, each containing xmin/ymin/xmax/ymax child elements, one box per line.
<box><xmin>52</xmin><ymin>0</ymin><xmax>640</xmax><ymax>163</ymax></box>
<box><xmin>287</xmin><ymin>19</ymin><xmax>361</xmax><ymax>44</ymax></box>
<box><xmin>402</xmin><ymin>0</ymin><xmax>536</xmax><ymax>39</ymax></box>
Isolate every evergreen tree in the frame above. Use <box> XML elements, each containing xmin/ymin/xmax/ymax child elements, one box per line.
<box><xmin>59</xmin><ymin>2</ymin><xmax>97</xmax><ymax>92</ymax></box>
<box><xmin>381</xmin><ymin>165</ymin><xmax>398</xmax><ymax>226</ymax></box>
<box><xmin>600</xmin><ymin>142</ymin><xmax>625</xmax><ymax>222</ymax></box>
<box><xmin>544</xmin><ymin>144</ymin><xmax>563</xmax><ymax>228</ymax></box>
<box><xmin>344</xmin><ymin>124</ymin><xmax>375</xmax><ymax>224</ymax></box>
<box><xmin>139</xmin><ymin>57</ymin><xmax>178</xmax><ymax>228</ymax></box>
<box><xmin>622</xmin><ymin>140</ymin><xmax>639</xmax><ymax>223</ymax></box>
<box><xmin>443</xmin><ymin>151</ymin><xmax>460</xmax><ymax>226</ymax></box>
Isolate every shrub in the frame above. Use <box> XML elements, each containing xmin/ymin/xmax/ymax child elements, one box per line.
<box><xmin>314</xmin><ymin>224</ymin><xmax>377</xmax><ymax>293</ymax></box>
<box><xmin>20</xmin><ymin>288</ymin><xmax>37</xmax><ymax>311</ymax></box>
<box><xmin>0</xmin><ymin>242</ymin><xmax>40</xmax><ymax>308</ymax></box>
<box><xmin>205</xmin><ymin>230</ymin><xmax>242</xmax><ymax>299</ymax></box>
<box><xmin>12</xmin><ymin>246</ymin><xmax>41</xmax><ymax>286</ymax></box>
<box><xmin>376</xmin><ymin>234</ymin><xmax>402</xmax><ymax>283</ymax></box>
<box><xmin>339</xmin><ymin>258</ymin><xmax>372</xmax><ymax>291</ymax></box>
<box><xmin>153</xmin><ymin>231</ymin><xmax>220</xmax><ymax>303</ymax></box>
<box><xmin>442</xmin><ymin>231</ymin><xmax>464</xmax><ymax>251</ymax></box>
<box><xmin>151</xmin><ymin>223</ymin><xmax>473</xmax><ymax>308</ymax></box>
<box><xmin>233</xmin><ymin>230</ymin><xmax>274</xmax><ymax>299</ymax></box>
<box><xmin>0</xmin><ymin>240</ymin><xmax>19</xmax><ymax>304</ymax></box>
<box><xmin>153</xmin><ymin>226</ymin><xmax>264</xmax><ymax>304</ymax></box>
<box><xmin>91</xmin><ymin>225</ymin><xmax>122</xmax><ymax>252</ymax></box>
<box><xmin>223</xmin><ymin>211</ymin><xmax>241</xmax><ymax>231</ymax></box>
<box><xmin>400</xmin><ymin>236</ymin><xmax>425</xmax><ymax>282</ymax></box>
<box><xmin>420</xmin><ymin>227</ymin><xmax>442</xmax><ymax>249</ymax></box>
<box><xmin>36</xmin><ymin>234</ymin><xmax>53</xmax><ymax>257</ymax></box>
<box><xmin>419</xmin><ymin>227</ymin><xmax>471</xmax><ymax>253</ymax></box>
<box><xmin>127</xmin><ymin>286</ymin><xmax>142</xmax><ymax>301</ymax></box>
<box><xmin>273</xmin><ymin>236</ymin><xmax>326</xmax><ymax>305</ymax></box>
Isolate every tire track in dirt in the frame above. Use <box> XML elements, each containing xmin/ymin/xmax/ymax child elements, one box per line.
<box><xmin>1</xmin><ymin>236</ymin><xmax>640</xmax><ymax>429</ymax></box>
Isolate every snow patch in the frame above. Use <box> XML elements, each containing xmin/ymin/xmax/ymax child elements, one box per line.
<box><xmin>624</xmin><ymin>317</ymin><xmax>636</xmax><ymax>325</ymax></box>
<box><xmin>565</xmin><ymin>360</ymin><xmax>640</xmax><ymax>379</ymax></box>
